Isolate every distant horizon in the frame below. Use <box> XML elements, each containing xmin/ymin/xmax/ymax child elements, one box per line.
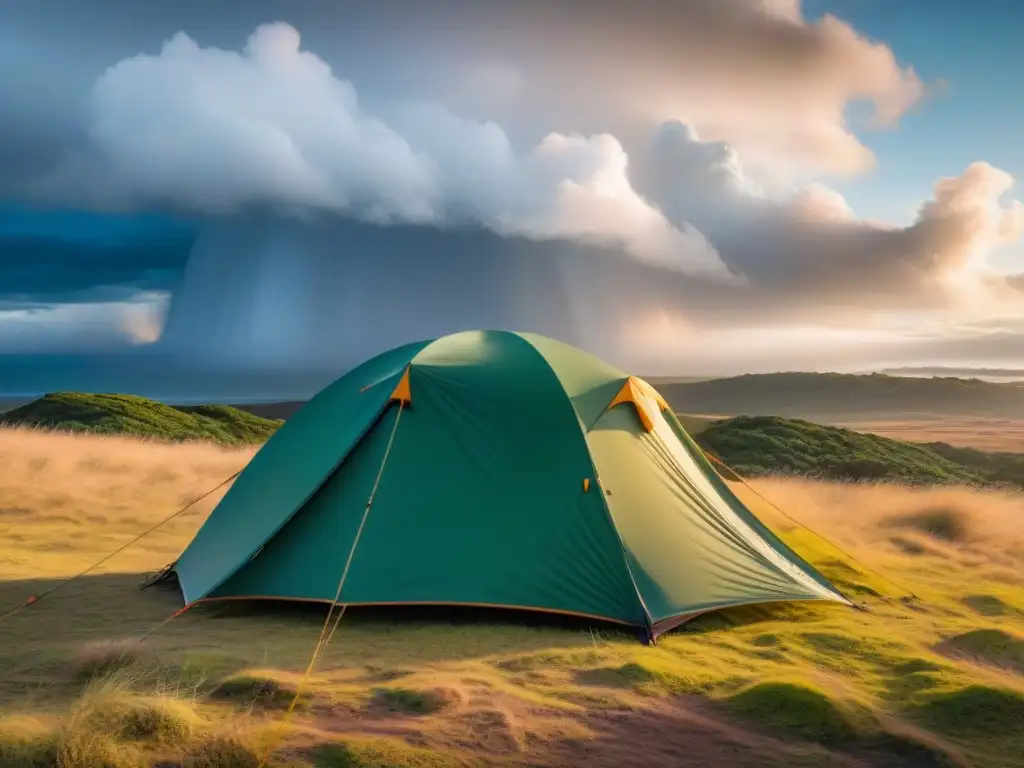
<box><xmin>3</xmin><ymin>363</ymin><xmax>1023</xmax><ymax>407</ymax></box>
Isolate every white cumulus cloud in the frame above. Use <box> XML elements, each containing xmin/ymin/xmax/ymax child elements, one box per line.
<box><xmin>37</xmin><ymin>23</ymin><xmax>731</xmax><ymax>279</ymax></box>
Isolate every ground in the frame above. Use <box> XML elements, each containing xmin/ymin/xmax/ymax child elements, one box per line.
<box><xmin>0</xmin><ymin>427</ymin><xmax>1022</xmax><ymax>767</ymax></box>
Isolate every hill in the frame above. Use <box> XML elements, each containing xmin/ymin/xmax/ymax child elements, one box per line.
<box><xmin>0</xmin><ymin>392</ymin><xmax>282</xmax><ymax>445</ymax></box>
<box><xmin>9</xmin><ymin>391</ymin><xmax>1024</xmax><ymax>488</ymax></box>
<box><xmin>659</xmin><ymin>371</ymin><xmax>1024</xmax><ymax>420</ymax></box>
<box><xmin>693</xmin><ymin>415</ymin><xmax>1007</xmax><ymax>486</ymax></box>
<box><xmin>229</xmin><ymin>399</ymin><xmax>306</xmax><ymax>420</ymax></box>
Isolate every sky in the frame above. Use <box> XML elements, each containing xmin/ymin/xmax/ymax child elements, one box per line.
<box><xmin>1</xmin><ymin>0</ymin><xmax>1023</xmax><ymax>400</ymax></box>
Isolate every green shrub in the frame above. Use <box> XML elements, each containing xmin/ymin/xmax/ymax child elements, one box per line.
<box><xmin>2</xmin><ymin>393</ymin><xmax>281</xmax><ymax>445</ymax></box>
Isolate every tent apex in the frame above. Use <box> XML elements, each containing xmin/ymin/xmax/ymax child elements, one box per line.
<box><xmin>389</xmin><ymin>367</ymin><xmax>412</xmax><ymax>405</ymax></box>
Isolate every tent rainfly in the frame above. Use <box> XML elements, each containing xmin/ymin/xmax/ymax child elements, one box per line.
<box><xmin>169</xmin><ymin>330</ymin><xmax>850</xmax><ymax>641</ymax></box>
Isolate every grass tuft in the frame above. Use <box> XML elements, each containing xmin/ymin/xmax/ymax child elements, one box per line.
<box><xmin>961</xmin><ymin>594</ymin><xmax>1013</xmax><ymax>616</ymax></box>
<box><xmin>208</xmin><ymin>674</ymin><xmax>308</xmax><ymax>711</ymax></box>
<box><xmin>912</xmin><ymin>685</ymin><xmax>1024</xmax><ymax>736</ymax></box>
<box><xmin>0</xmin><ymin>717</ymin><xmax>59</xmax><ymax>768</ymax></box>
<box><xmin>370</xmin><ymin>687</ymin><xmax>452</xmax><ymax>715</ymax></box>
<box><xmin>310</xmin><ymin>738</ymin><xmax>464</xmax><ymax>767</ymax></box>
<box><xmin>182</xmin><ymin>733</ymin><xmax>260</xmax><ymax>768</ymax></box>
<box><xmin>936</xmin><ymin>629</ymin><xmax>1024</xmax><ymax>673</ymax></box>
<box><xmin>72</xmin><ymin>639</ymin><xmax>143</xmax><ymax>682</ymax></box>
<box><xmin>725</xmin><ymin>681</ymin><xmax>856</xmax><ymax>744</ymax></box>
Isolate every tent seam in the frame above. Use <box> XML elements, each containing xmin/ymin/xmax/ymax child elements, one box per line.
<box><xmin>518</xmin><ymin>334</ymin><xmax>654</xmax><ymax>636</ymax></box>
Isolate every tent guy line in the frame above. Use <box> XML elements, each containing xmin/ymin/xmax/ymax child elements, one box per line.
<box><xmin>0</xmin><ymin>469</ymin><xmax>242</xmax><ymax>625</ymax></box>
<box><xmin>254</xmin><ymin>397</ymin><xmax>407</xmax><ymax>768</ymax></box>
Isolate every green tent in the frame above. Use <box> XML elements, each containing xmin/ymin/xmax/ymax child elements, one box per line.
<box><xmin>171</xmin><ymin>330</ymin><xmax>849</xmax><ymax>640</ymax></box>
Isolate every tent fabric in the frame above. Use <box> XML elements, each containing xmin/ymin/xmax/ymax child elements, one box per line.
<box><xmin>172</xmin><ymin>330</ymin><xmax>849</xmax><ymax>638</ymax></box>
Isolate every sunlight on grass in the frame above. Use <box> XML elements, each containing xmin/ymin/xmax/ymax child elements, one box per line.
<box><xmin>0</xmin><ymin>427</ymin><xmax>1022</xmax><ymax>766</ymax></box>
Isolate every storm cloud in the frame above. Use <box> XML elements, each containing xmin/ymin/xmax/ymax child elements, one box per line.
<box><xmin>31</xmin><ymin>23</ymin><xmax>726</xmax><ymax>277</ymax></box>
<box><xmin>0</xmin><ymin>1</ymin><xmax>1021</xmax><ymax>388</ymax></box>
<box><xmin>0</xmin><ymin>207</ymin><xmax>193</xmax><ymax>308</ymax></box>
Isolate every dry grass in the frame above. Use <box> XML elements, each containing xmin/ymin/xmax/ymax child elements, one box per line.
<box><xmin>0</xmin><ymin>426</ymin><xmax>1022</xmax><ymax>767</ymax></box>
<box><xmin>0</xmin><ymin>426</ymin><xmax>254</xmax><ymax>581</ymax></box>
<box><xmin>839</xmin><ymin>417</ymin><xmax>1024</xmax><ymax>452</ymax></box>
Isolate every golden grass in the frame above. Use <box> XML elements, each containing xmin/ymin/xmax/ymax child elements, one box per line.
<box><xmin>0</xmin><ymin>426</ymin><xmax>254</xmax><ymax>581</ymax></box>
<box><xmin>839</xmin><ymin>417</ymin><xmax>1024</xmax><ymax>452</ymax></box>
<box><xmin>0</xmin><ymin>426</ymin><xmax>1022</xmax><ymax>767</ymax></box>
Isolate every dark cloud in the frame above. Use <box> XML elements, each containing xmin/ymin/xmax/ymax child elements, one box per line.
<box><xmin>0</xmin><ymin>1</ymin><xmax>1020</xmax><ymax>390</ymax></box>
<box><xmin>25</xmin><ymin>23</ymin><xmax>727</xmax><ymax>278</ymax></box>
<box><xmin>0</xmin><ymin>207</ymin><xmax>194</xmax><ymax>306</ymax></box>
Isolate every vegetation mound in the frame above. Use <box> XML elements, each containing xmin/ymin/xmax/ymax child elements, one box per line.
<box><xmin>370</xmin><ymin>687</ymin><xmax>452</xmax><ymax>715</ymax></box>
<box><xmin>961</xmin><ymin>594</ymin><xmax>1015</xmax><ymax>616</ymax></box>
<box><xmin>1</xmin><ymin>392</ymin><xmax>282</xmax><ymax>445</ymax></box>
<box><xmin>924</xmin><ymin>441</ymin><xmax>1024</xmax><ymax>487</ymax></box>
<box><xmin>725</xmin><ymin>681</ymin><xmax>855</xmax><ymax>744</ymax></box>
<box><xmin>912</xmin><ymin>685</ymin><xmax>1024</xmax><ymax>736</ymax></box>
<box><xmin>310</xmin><ymin>739</ymin><xmax>463</xmax><ymax>768</ymax></box>
<box><xmin>209</xmin><ymin>674</ymin><xmax>308</xmax><ymax>710</ymax></box>
<box><xmin>936</xmin><ymin>629</ymin><xmax>1024</xmax><ymax>673</ymax></box>
<box><xmin>694</xmin><ymin>416</ymin><xmax>988</xmax><ymax>485</ymax></box>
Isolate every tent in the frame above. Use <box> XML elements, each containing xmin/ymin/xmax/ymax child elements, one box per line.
<box><xmin>170</xmin><ymin>330</ymin><xmax>849</xmax><ymax>640</ymax></box>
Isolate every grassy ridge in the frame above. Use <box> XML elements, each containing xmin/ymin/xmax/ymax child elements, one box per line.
<box><xmin>660</xmin><ymin>371</ymin><xmax>1024</xmax><ymax>419</ymax></box>
<box><xmin>0</xmin><ymin>393</ymin><xmax>282</xmax><ymax>445</ymax></box>
<box><xmin>5</xmin><ymin>392</ymin><xmax>1024</xmax><ymax>487</ymax></box>
<box><xmin>693</xmin><ymin>415</ymin><xmax>1024</xmax><ymax>488</ymax></box>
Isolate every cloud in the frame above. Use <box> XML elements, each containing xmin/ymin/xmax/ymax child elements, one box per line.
<box><xmin>34</xmin><ymin>23</ymin><xmax>729</xmax><ymax>279</ymax></box>
<box><xmin>417</xmin><ymin>0</ymin><xmax>927</xmax><ymax>179</ymax></box>
<box><xmin>0</xmin><ymin>1</ymin><xmax>927</xmax><ymax>184</ymax></box>
<box><xmin>0</xmin><ymin>293</ymin><xmax>169</xmax><ymax>353</ymax></box>
<box><xmin>637</xmin><ymin>121</ymin><xmax>1024</xmax><ymax>317</ymax></box>
<box><xmin>0</xmin><ymin>206</ymin><xmax>193</xmax><ymax>307</ymax></box>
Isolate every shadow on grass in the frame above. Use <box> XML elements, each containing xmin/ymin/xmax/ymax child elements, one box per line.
<box><xmin>0</xmin><ymin>571</ymin><xmax>639</xmax><ymax>710</ymax></box>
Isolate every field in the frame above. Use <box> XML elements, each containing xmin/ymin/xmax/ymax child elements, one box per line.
<box><xmin>1</xmin><ymin>427</ymin><xmax>1023</xmax><ymax>767</ymax></box>
<box><xmin>843</xmin><ymin>418</ymin><xmax>1024</xmax><ymax>454</ymax></box>
<box><xmin>682</xmin><ymin>412</ymin><xmax>1024</xmax><ymax>454</ymax></box>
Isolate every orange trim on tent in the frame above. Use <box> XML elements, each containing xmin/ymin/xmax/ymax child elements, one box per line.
<box><xmin>189</xmin><ymin>595</ymin><xmax>635</xmax><ymax>626</ymax></box>
<box><xmin>606</xmin><ymin>376</ymin><xmax>668</xmax><ymax>432</ymax></box>
<box><xmin>632</xmin><ymin>376</ymin><xmax>669</xmax><ymax>411</ymax></box>
<box><xmin>389</xmin><ymin>367</ymin><xmax>412</xmax><ymax>405</ymax></box>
